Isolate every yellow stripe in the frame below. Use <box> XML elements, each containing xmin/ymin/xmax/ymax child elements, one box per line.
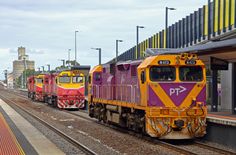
<box><xmin>225</xmin><ymin>0</ymin><xmax>230</xmax><ymax>28</ymax></box>
<box><xmin>152</xmin><ymin>36</ymin><xmax>155</xmax><ymax>48</ymax></box>
<box><xmin>149</xmin><ymin>84</ymin><xmax>176</xmax><ymax>107</ymax></box>
<box><xmin>220</xmin><ymin>0</ymin><xmax>224</xmax><ymax>30</ymax></box>
<box><xmin>1</xmin><ymin>114</ymin><xmax>25</xmax><ymax>155</ymax></box>
<box><xmin>154</xmin><ymin>35</ymin><xmax>157</xmax><ymax>48</ymax></box>
<box><xmin>231</xmin><ymin>0</ymin><xmax>235</xmax><ymax>25</ymax></box>
<box><xmin>204</xmin><ymin>5</ymin><xmax>208</xmax><ymax>36</ymax></box>
<box><xmin>180</xmin><ymin>83</ymin><xmax>206</xmax><ymax>108</ymax></box>
<box><xmin>156</xmin><ymin>34</ymin><xmax>158</xmax><ymax>48</ymax></box>
<box><xmin>214</xmin><ymin>0</ymin><xmax>219</xmax><ymax>32</ymax></box>
<box><xmin>158</xmin><ymin>33</ymin><xmax>160</xmax><ymax>48</ymax></box>
<box><xmin>144</xmin><ymin>40</ymin><xmax>147</xmax><ymax>51</ymax></box>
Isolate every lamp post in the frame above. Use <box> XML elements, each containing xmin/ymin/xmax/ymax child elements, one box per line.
<box><xmin>46</xmin><ymin>64</ymin><xmax>50</xmax><ymax>72</ymax></box>
<box><xmin>41</xmin><ymin>66</ymin><xmax>45</xmax><ymax>72</ymax></box>
<box><xmin>23</xmin><ymin>58</ymin><xmax>27</xmax><ymax>88</ymax></box>
<box><xmin>68</xmin><ymin>49</ymin><xmax>71</xmax><ymax>66</ymax></box>
<box><xmin>165</xmin><ymin>7</ymin><xmax>176</xmax><ymax>48</ymax></box>
<box><xmin>60</xmin><ymin>59</ymin><xmax>65</xmax><ymax>67</ymax></box>
<box><xmin>4</xmin><ymin>70</ymin><xmax>7</xmax><ymax>86</ymax></box>
<box><xmin>136</xmin><ymin>25</ymin><xmax>145</xmax><ymax>59</ymax></box>
<box><xmin>75</xmin><ymin>30</ymin><xmax>78</xmax><ymax>64</ymax></box>
<box><xmin>116</xmin><ymin>39</ymin><xmax>123</xmax><ymax>62</ymax></box>
<box><xmin>91</xmin><ymin>48</ymin><xmax>102</xmax><ymax>65</ymax></box>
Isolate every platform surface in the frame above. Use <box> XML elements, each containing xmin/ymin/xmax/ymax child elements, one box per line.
<box><xmin>0</xmin><ymin>112</ymin><xmax>25</xmax><ymax>155</ymax></box>
<box><xmin>0</xmin><ymin>99</ymin><xmax>65</xmax><ymax>155</ymax></box>
<box><xmin>207</xmin><ymin>111</ymin><xmax>236</xmax><ymax>127</ymax></box>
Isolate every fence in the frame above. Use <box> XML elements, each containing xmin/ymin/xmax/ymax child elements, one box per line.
<box><xmin>116</xmin><ymin>0</ymin><xmax>236</xmax><ymax>62</ymax></box>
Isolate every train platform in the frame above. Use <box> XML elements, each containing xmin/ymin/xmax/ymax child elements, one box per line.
<box><xmin>0</xmin><ymin>99</ymin><xmax>65</xmax><ymax>155</ymax></box>
<box><xmin>207</xmin><ymin>111</ymin><xmax>236</xmax><ymax>127</ymax></box>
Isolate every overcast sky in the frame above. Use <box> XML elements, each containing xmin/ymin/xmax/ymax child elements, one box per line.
<box><xmin>0</xmin><ymin>0</ymin><xmax>208</xmax><ymax>79</ymax></box>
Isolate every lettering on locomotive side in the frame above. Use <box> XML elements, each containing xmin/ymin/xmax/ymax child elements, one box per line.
<box><xmin>169</xmin><ymin>86</ymin><xmax>187</xmax><ymax>96</ymax></box>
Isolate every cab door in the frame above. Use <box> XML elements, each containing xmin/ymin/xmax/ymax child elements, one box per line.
<box><xmin>138</xmin><ymin>69</ymin><xmax>147</xmax><ymax>106</ymax></box>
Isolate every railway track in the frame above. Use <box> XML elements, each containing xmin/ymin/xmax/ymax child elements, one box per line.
<box><xmin>194</xmin><ymin>141</ymin><xmax>235</xmax><ymax>155</ymax></box>
<box><xmin>0</xmin><ymin>92</ymin><xmax>97</xmax><ymax>155</ymax></box>
<box><xmin>5</xmin><ymin>89</ymin><xmax>236</xmax><ymax>155</ymax></box>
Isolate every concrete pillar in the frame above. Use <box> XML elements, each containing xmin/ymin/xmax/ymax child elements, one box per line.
<box><xmin>232</xmin><ymin>63</ymin><xmax>236</xmax><ymax>114</ymax></box>
<box><xmin>211</xmin><ymin>70</ymin><xmax>218</xmax><ymax>112</ymax></box>
<box><xmin>221</xmin><ymin>63</ymin><xmax>232</xmax><ymax>111</ymax></box>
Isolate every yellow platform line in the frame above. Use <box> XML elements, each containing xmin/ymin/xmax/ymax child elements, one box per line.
<box><xmin>0</xmin><ymin>113</ymin><xmax>25</xmax><ymax>155</ymax></box>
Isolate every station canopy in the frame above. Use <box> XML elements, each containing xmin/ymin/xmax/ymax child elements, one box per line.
<box><xmin>145</xmin><ymin>38</ymin><xmax>236</xmax><ymax>64</ymax></box>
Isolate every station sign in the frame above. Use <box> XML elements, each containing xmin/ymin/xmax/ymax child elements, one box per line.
<box><xmin>210</xmin><ymin>57</ymin><xmax>228</xmax><ymax>70</ymax></box>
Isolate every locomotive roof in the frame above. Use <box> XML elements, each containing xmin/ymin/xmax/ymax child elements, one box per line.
<box><xmin>116</xmin><ymin>59</ymin><xmax>142</xmax><ymax>65</ymax></box>
<box><xmin>71</xmin><ymin>65</ymin><xmax>91</xmax><ymax>70</ymax></box>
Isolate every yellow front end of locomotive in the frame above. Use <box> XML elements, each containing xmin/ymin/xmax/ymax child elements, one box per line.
<box><xmin>138</xmin><ymin>53</ymin><xmax>207</xmax><ymax>139</ymax></box>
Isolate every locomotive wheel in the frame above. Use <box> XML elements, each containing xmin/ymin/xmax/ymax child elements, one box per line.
<box><xmin>32</xmin><ymin>93</ymin><xmax>36</xmax><ymax>101</ymax></box>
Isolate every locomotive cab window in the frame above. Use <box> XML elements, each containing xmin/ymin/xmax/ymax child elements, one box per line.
<box><xmin>59</xmin><ymin>76</ymin><xmax>71</xmax><ymax>83</ymax></box>
<box><xmin>95</xmin><ymin>73</ymin><xmax>101</xmax><ymax>81</ymax></box>
<box><xmin>36</xmin><ymin>78</ymin><xmax>43</xmax><ymax>83</ymax></box>
<box><xmin>72</xmin><ymin>76</ymin><xmax>83</xmax><ymax>83</ymax></box>
<box><xmin>179</xmin><ymin>66</ymin><xmax>203</xmax><ymax>81</ymax></box>
<box><xmin>150</xmin><ymin>66</ymin><xmax>175</xmax><ymax>81</ymax></box>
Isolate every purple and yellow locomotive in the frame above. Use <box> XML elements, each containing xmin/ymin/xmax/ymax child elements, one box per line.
<box><xmin>88</xmin><ymin>53</ymin><xmax>207</xmax><ymax>139</ymax></box>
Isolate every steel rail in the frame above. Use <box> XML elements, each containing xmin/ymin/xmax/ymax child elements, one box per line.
<box><xmin>6</xmin><ymin>89</ymin><xmax>236</xmax><ymax>155</ymax></box>
<box><xmin>194</xmin><ymin>141</ymin><xmax>236</xmax><ymax>155</ymax></box>
<box><xmin>0</xmin><ymin>92</ymin><xmax>97</xmax><ymax>155</ymax></box>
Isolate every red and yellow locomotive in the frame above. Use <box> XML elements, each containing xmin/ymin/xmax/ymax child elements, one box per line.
<box><xmin>27</xmin><ymin>74</ymin><xmax>45</xmax><ymax>101</ymax></box>
<box><xmin>43</xmin><ymin>69</ymin><xmax>86</xmax><ymax>109</ymax></box>
<box><xmin>88</xmin><ymin>53</ymin><xmax>207</xmax><ymax>139</ymax></box>
<box><xmin>27</xmin><ymin>66</ymin><xmax>90</xmax><ymax>109</ymax></box>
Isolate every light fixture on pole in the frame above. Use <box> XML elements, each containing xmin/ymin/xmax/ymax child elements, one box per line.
<box><xmin>116</xmin><ymin>39</ymin><xmax>123</xmax><ymax>62</ymax></box>
<box><xmin>136</xmin><ymin>25</ymin><xmax>145</xmax><ymax>59</ymax></box>
<box><xmin>91</xmin><ymin>48</ymin><xmax>102</xmax><ymax>65</ymax></box>
<box><xmin>165</xmin><ymin>7</ymin><xmax>176</xmax><ymax>48</ymax></box>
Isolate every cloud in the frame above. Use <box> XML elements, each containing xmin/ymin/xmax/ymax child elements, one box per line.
<box><xmin>27</xmin><ymin>49</ymin><xmax>45</xmax><ymax>54</ymax></box>
<box><xmin>0</xmin><ymin>0</ymin><xmax>208</xmax><ymax>79</ymax></box>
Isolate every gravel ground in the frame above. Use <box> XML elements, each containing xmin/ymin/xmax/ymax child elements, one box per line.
<box><xmin>4</xmin><ymin>89</ymin><xmax>236</xmax><ymax>155</ymax></box>
<box><xmin>8</xmin><ymin>102</ymin><xmax>86</xmax><ymax>155</ymax></box>
<box><xmin>2</xmin><ymin>89</ymin><xmax>180</xmax><ymax>155</ymax></box>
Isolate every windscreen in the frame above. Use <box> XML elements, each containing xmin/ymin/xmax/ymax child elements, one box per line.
<box><xmin>59</xmin><ymin>76</ymin><xmax>71</xmax><ymax>83</ymax></box>
<box><xmin>179</xmin><ymin>66</ymin><xmax>203</xmax><ymax>81</ymax></box>
<box><xmin>36</xmin><ymin>78</ymin><xmax>43</xmax><ymax>84</ymax></box>
<box><xmin>150</xmin><ymin>66</ymin><xmax>176</xmax><ymax>81</ymax></box>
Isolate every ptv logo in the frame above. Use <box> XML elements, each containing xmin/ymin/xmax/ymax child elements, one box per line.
<box><xmin>169</xmin><ymin>86</ymin><xmax>187</xmax><ymax>96</ymax></box>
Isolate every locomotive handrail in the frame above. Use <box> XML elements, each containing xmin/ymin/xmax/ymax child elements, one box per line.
<box><xmin>92</xmin><ymin>84</ymin><xmax>140</xmax><ymax>103</ymax></box>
